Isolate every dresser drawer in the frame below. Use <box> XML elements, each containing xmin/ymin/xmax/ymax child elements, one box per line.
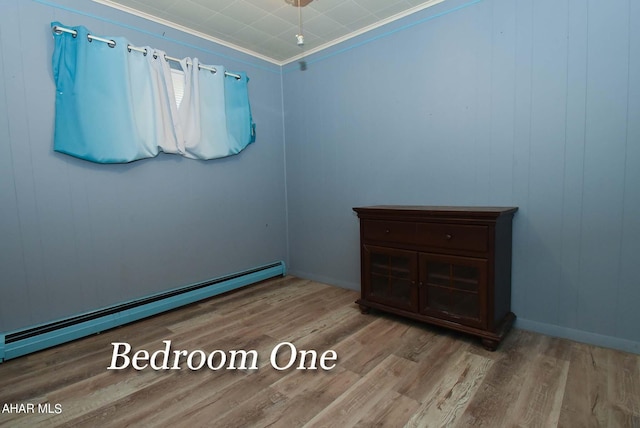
<box><xmin>416</xmin><ymin>223</ymin><xmax>488</xmax><ymax>253</ymax></box>
<box><xmin>362</xmin><ymin>220</ymin><xmax>416</xmax><ymax>244</ymax></box>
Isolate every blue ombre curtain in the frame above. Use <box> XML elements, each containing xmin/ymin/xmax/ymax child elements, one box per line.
<box><xmin>180</xmin><ymin>59</ymin><xmax>255</xmax><ymax>160</ymax></box>
<box><xmin>52</xmin><ymin>22</ymin><xmax>165</xmax><ymax>163</ymax></box>
<box><xmin>225</xmin><ymin>71</ymin><xmax>256</xmax><ymax>155</ymax></box>
<box><xmin>51</xmin><ymin>22</ymin><xmax>254</xmax><ymax>164</ymax></box>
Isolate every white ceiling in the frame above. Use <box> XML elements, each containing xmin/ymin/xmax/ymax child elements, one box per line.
<box><xmin>93</xmin><ymin>0</ymin><xmax>447</xmax><ymax>65</ymax></box>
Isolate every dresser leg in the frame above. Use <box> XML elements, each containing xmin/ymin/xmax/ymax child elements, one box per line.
<box><xmin>358</xmin><ymin>304</ymin><xmax>371</xmax><ymax>314</ymax></box>
<box><xmin>481</xmin><ymin>338</ymin><xmax>499</xmax><ymax>351</ymax></box>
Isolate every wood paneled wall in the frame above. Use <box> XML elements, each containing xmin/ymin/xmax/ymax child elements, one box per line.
<box><xmin>0</xmin><ymin>0</ymin><xmax>287</xmax><ymax>332</ymax></box>
<box><xmin>282</xmin><ymin>0</ymin><xmax>640</xmax><ymax>352</ymax></box>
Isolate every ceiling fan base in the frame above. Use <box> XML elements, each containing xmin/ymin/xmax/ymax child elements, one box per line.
<box><xmin>286</xmin><ymin>0</ymin><xmax>314</xmax><ymax>7</ymax></box>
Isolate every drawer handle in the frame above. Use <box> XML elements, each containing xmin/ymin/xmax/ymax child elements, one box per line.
<box><xmin>385</xmin><ymin>229</ymin><xmax>390</xmax><ymax>234</ymax></box>
<box><xmin>446</xmin><ymin>234</ymin><xmax>452</xmax><ymax>240</ymax></box>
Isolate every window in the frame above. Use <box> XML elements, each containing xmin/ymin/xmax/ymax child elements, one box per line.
<box><xmin>170</xmin><ymin>68</ymin><xmax>185</xmax><ymax>108</ymax></box>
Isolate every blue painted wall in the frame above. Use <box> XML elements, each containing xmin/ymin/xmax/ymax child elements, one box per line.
<box><xmin>0</xmin><ymin>0</ymin><xmax>287</xmax><ymax>332</ymax></box>
<box><xmin>283</xmin><ymin>0</ymin><xmax>640</xmax><ymax>352</ymax></box>
<box><xmin>1</xmin><ymin>0</ymin><xmax>638</xmax><ymax>353</ymax></box>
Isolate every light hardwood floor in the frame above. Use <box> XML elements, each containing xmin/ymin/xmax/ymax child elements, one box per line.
<box><xmin>1</xmin><ymin>276</ymin><xmax>639</xmax><ymax>427</ymax></box>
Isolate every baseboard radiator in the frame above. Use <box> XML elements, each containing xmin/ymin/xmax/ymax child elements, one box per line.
<box><xmin>0</xmin><ymin>261</ymin><xmax>286</xmax><ymax>363</ymax></box>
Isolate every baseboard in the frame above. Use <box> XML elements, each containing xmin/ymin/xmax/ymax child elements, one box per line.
<box><xmin>0</xmin><ymin>261</ymin><xmax>286</xmax><ymax>363</ymax></box>
<box><xmin>286</xmin><ymin>269</ymin><xmax>359</xmax><ymax>292</ymax></box>
<box><xmin>515</xmin><ymin>318</ymin><xmax>640</xmax><ymax>355</ymax></box>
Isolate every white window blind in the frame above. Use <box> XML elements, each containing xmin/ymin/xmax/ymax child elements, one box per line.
<box><xmin>170</xmin><ymin>68</ymin><xmax>185</xmax><ymax>108</ymax></box>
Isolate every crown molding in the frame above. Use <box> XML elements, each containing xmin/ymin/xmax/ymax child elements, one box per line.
<box><xmin>93</xmin><ymin>0</ymin><xmax>449</xmax><ymax>66</ymax></box>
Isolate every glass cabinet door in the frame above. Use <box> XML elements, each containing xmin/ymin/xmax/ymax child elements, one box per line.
<box><xmin>418</xmin><ymin>253</ymin><xmax>487</xmax><ymax>328</ymax></box>
<box><xmin>363</xmin><ymin>245</ymin><xmax>418</xmax><ymax>311</ymax></box>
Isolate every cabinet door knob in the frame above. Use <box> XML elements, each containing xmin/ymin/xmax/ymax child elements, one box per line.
<box><xmin>446</xmin><ymin>234</ymin><xmax>452</xmax><ymax>240</ymax></box>
<box><xmin>385</xmin><ymin>229</ymin><xmax>390</xmax><ymax>233</ymax></box>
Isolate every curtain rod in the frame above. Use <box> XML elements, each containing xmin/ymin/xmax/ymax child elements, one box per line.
<box><xmin>52</xmin><ymin>25</ymin><xmax>241</xmax><ymax>79</ymax></box>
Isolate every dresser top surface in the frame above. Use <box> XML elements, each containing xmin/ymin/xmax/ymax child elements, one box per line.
<box><xmin>353</xmin><ymin>205</ymin><xmax>518</xmax><ymax>219</ymax></box>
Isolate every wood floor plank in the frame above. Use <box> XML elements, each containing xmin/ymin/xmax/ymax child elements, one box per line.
<box><xmin>586</xmin><ymin>345</ymin><xmax>619</xmax><ymax>427</ymax></box>
<box><xmin>163</xmin><ymin>284</ymin><xmax>345</xmax><ymax>357</ymax></box>
<box><xmin>180</xmin><ymin>385</ymin><xmax>289</xmax><ymax>428</ymax></box>
<box><xmin>172</xmin><ymin>383</ymin><xmax>289</xmax><ymax>428</ymax></box>
<box><xmin>17</xmin><ymin>368</ymin><xmax>169</xmax><ymax>427</ymax></box>
<box><xmin>502</xmin><ymin>354</ymin><xmax>569</xmax><ymax>428</ymax></box>
<box><xmin>607</xmin><ymin>348</ymin><xmax>640</xmax><ymax>427</ymax></box>
<box><xmin>1</xmin><ymin>276</ymin><xmax>639</xmax><ymax>428</ymax></box>
<box><xmin>453</xmin><ymin>329</ymin><xmax>544</xmax><ymax>427</ymax></box>
<box><xmin>405</xmin><ymin>351</ymin><xmax>493</xmax><ymax>427</ymax></box>
<box><xmin>276</xmin><ymin>303</ymin><xmax>363</xmax><ymax>345</ymax></box>
<box><xmin>395</xmin><ymin>332</ymin><xmax>468</xmax><ymax>403</ymax></box>
<box><xmin>177</xmin><ymin>276</ymin><xmax>312</xmax><ymax>320</ymax></box>
<box><xmin>558</xmin><ymin>342</ymin><xmax>606</xmax><ymax>428</ymax></box>
<box><xmin>265</xmin><ymin>289</ymin><xmax>357</xmax><ymax>339</ymax></box>
<box><xmin>302</xmin><ymin>354</ymin><xmax>417</xmax><ymax>427</ymax></box>
<box><xmin>232</xmin><ymin>367</ymin><xmax>361</xmax><ymax>427</ymax></box>
<box><xmin>0</xmin><ymin>326</ymin><xmax>174</xmax><ymax>404</ymax></box>
<box><xmin>330</xmin><ymin>316</ymin><xmax>419</xmax><ymax>376</ymax></box>
<box><xmin>353</xmin><ymin>390</ymin><xmax>420</xmax><ymax>428</ymax></box>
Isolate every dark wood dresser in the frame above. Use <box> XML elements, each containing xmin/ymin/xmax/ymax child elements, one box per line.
<box><xmin>353</xmin><ymin>206</ymin><xmax>518</xmax><ymax>351</ymax></box>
